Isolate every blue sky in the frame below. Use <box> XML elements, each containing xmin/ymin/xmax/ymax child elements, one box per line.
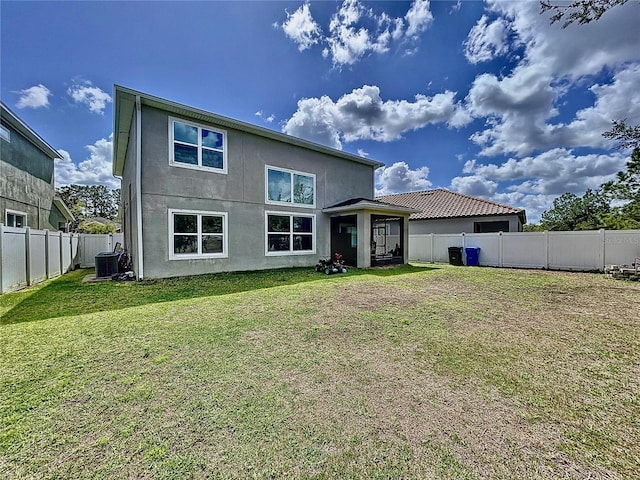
<box><xmin>1</xmin><ymin>0</ymin><xmax>639</xmax><ymax>222</ymax></box>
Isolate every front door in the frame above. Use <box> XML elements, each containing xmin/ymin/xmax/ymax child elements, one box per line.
<box><xmin>330</xmin><ymin>215</ymin><xmax>357</xmax><ymax>267</ymax></box>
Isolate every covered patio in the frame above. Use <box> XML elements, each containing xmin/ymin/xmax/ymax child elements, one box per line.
<box><xmin>323</xmin><ymin>198</ymin><xmax>418</xmax><ymax>268</ymax></box>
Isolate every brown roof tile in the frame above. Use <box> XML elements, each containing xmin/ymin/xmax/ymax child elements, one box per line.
<box><xmin>376</xmin><ymin>189</ymin><xmax>526</xmax><ymax>221</ymax></box>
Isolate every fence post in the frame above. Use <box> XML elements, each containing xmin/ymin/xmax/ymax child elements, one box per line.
<box><xmin>544</xmin><ymin>231</ymin><xmax>549</xmax><ymax>270</ymax></box>
<box><xmin>108</xmin><ymin>233</ymin><xmax>113</xmax><ymax>252</ymax></box>
<box><xmin>45</xmin><ymin>229</ymin><xmax>50</xmax><ymax>279</ymax></box>
<box><xmin>59</xmin><ymin>231</ymin><xmax>65</xmax><ymax>273</ymax></box>
<box><xmin>600</xmin><ymin>229</ymin><xmax>606</xmax><ymax>272</ymax></box>
<box><xmin>499</xmin><ymin>231</ymin><xmax>504</xmax><ymax>267</ymax></box>
<box><xmin>25</xmin><ymin>227</ymin><xmax>31</xmax><ymax>286</ymax></box>
<box><xmin>0</xmin><ymin>224</ymin><xmax>4</xmax><ymax>294</ymax></box>
<box><xmin>430</xmin><ymin>233</ymin><xmax>434</xmax><ymax>263</ymax></box>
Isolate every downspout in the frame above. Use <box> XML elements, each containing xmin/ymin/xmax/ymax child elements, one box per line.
<box><xmin>135</xmin><ymin>95</ymin><xmax>144</xmax><ymax>280</ymax></box>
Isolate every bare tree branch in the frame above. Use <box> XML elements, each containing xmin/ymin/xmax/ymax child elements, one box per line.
<box><xmin>540</xmin><ymin>0</ymin><xmax>630</xmax><ymax>28</ymax></box>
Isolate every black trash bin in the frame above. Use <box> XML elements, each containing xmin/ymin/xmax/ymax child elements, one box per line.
<box><xmin>448</xmin><ymin>246</ymin><xmax>463</xmax><ymax>266</ymax></box>
<box><xmin>95</xmin><ymin>252</ymin><xmax>119</xmax><ymax>278</ymax></box>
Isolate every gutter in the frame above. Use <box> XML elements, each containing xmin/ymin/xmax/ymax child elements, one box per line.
<box><xmin>135</xmin><ymin>95</ymin><xmax>144</xmax><ymax>280</ymax></box>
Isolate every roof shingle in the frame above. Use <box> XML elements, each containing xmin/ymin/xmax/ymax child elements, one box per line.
<box><xmin>376</xmin><ymin>189</ymin><xmax>526</xmax><ymax>222</ymax></box>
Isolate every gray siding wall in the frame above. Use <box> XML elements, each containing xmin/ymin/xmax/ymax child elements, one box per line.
<box><xmin>138</xmin><ymin>105</ymin><xmax>375</xmax><ymax>278</ymax></box>
<box><xmin>0</xmin><ymin>122</ymin><xmax>60</xmax><ymax>230</ymax></box>
<box><xmin>409</xmin><ymin>215</ymin><xmax>523</xmax><ymax>235</ymax></box>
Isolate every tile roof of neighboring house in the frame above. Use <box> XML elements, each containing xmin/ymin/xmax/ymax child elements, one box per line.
<box><xmin>376</xmin><ymin>189</ymin><xmax>526</xmax><ymax>223</ymax></box>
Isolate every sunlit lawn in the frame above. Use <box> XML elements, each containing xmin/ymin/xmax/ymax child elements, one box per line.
<box><xmin>1</xmin><ymin>265</ymin><xmax>639</xmax><ymax>478</ymax></box>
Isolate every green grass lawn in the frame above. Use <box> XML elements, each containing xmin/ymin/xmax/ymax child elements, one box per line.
<box><xmin>1</xmin><ymin>265</ymin><xmax>639</xmax><ymax>479</ymax></box>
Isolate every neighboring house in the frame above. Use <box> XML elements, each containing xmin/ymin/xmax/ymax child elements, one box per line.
<box><xmin>377</xmin><ymin>189</ymin><xmax>526</xmax><ymax>234</ymax></box>
<box><xmin>112</xmin><ymin>86</ymin><xmax>416</xmax><ymax>279</ymax></box>
<box><xmin>0</xmin><ymin>102</ymin><xmax>74</xmax><ymax>231</ymax></box>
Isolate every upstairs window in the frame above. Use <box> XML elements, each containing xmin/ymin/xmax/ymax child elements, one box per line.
<box><xmin>266</xmin><ymin>166</ymin><xmax>315</xmax><ymax>208</ymax></box>
<box><xmin>0</xmin><ymin>125</ymin><xmax>9</xmax><ymax>143</ymax></box>
<box><xmin>266</xmin><ymin>212</ymin><xmax>315</xmax><ymax>255</ymax></box>
<box><xmin>5</xmin><ymin>210</ymin><xmax>26</xmax><ymax>228</ymax></box>
<box><xmin>169</xmin><ymin>209</ymin><xmax>228</xmax><ymax>260</ymax></box>
<box><xmin>169</xmin><ymin>117</ymin><xmax>227</xmax><ymax>174</ymax></box>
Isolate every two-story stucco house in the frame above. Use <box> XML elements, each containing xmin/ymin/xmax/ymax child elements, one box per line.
<box><xmin>112</xmin><ymin>86</ymin><xmax>415</xmax><ymax>280</ymax></box>
<box><xmin>1</xmin><ymin>102</ymin><xmax>74</xmax><ymax>231</ymax></box>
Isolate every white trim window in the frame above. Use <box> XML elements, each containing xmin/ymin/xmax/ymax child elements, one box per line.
<box><xmin>5</xmin><ymin>209</ymin><xmax>26</xmax><ymax>228</ymax></box>
<box><xmin>168</xmin><ymin>209</ymin><xmax>228</xmax><ymax>260</ymax></box>
<box><xmin>0</xmin><ymin>124</ymin><xmax>10</xmax><ymax>143</ymax></box>
<box><xmin>265</xmin><ymin>166</ymin><xmax>315</xmax><ymax>208</ymax></box>
<box><xmin>265</xmin><ymin>211</ymin><xmax>315</xmax><ymax>256</ymax></box>
<box><xmin>169</xmin><ymin>117</ymin><xmax>227</xmax><ymax>174</ymax></box>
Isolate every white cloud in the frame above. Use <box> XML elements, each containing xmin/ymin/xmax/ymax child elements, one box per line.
<box><xmin>454</xmin><ymin>148</ymin><xmax>626</xmax><ymax>222</ymax></box>
<box><xmin>280</xmin><ymin>2</ymin><xmax>322</xmax><ymax>51</ymax></box>
<box><xmin>325</xmin><ymin>0</ymin><xmax>391</xmax><ymax>66</ymax></box>
<box><xmin>375</xmin><ymin>161</ymin><xmax>432</xmax><ymax>196</ymax></box>
<box><xmin>283</xmin><ymin>85</ymin><xmax>468</xmax><ymax>149</ymax></box>
<box><xmin>450</xmin><ymin>175</ymin><xmax>498</xmax><ymax>197</ymax></box>
<box><xmin>464</xmin><ymin>15</ymin><xmax>509</xmax><ymax>64</ymax></box>
<box><xmin>461</xmin><ymin>1</ymin><xmax>640</xmax><ymax>157</ymax></box>
<box><xmin>405</xmin><ymin>0</ymin><xmax>433</xmax><ymax>39</ymax></box>
<box><xmin>67</xmin><ymin>81</ymin><xmax>112</xmax><ymax>114</ymax></box>
<box><xmin>465</xmin><ymin>149</ymin><xmax>624</xmax><ymax>195</ymax></box>
<box><xmin>255</xmin><ymin>111</ymin><xmax>276</xmax><ymax>123</ymax></box>
<box><xmin>16</xmin><ymin>84</ymin><xmax>52</xmax><ymax>109</ymax></box>
<box><xmin>467</xmin><ymin>62</ymin><xmax>640</xmax><ymax>157</ymax></box>
<box><xmin>55</xmin><ymin>135</ymin><xmax>119</xmax><ymax>189</ymax></box>
<box><xmin>279</xmin><ymin>0</ymin><xmax>434</xmax><ymax>67</ymax></box>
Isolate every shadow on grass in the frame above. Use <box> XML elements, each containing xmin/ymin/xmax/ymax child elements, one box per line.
<box><xmin>1</xmin><ymin>264</ymin><xmax>439</xmax><ymax>325</ymax></box>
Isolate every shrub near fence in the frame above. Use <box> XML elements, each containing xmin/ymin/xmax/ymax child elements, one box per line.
<box><xmin>409</xmin><ymin>229</ymin><xmax>640</xmax><ymax>272</ymax></box>
<box><xmin>0</xmin><ymin>225</ymin><xmax>123</xmax><ymax>294</ymax></box>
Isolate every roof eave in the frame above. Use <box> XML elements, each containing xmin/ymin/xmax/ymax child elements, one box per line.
<box><xmin>410</xmin><ymin>211</ymin><xmax>526</xmax><ymax>221</ymax></box>
<box><xmin>0</xmin><ymin>102</ymin><xmax>61</xmax><ymax>160</ymax></box>
<box><xmin>323</xmin><ymin>200</ymin><xmax>419</xmax><ymax>215</ymax></box>
<box><xmin>112</xmin><ymin>85</ymin><xmax>385</xmax><ymax>175</ymax></box>
<box><xmin>53</xmin><ymin>196</ymin><xmax>75</xmax><ymax>221</ymax></box>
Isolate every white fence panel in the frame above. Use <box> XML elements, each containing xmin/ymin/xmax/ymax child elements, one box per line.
<box><xmin>61</xmin><ymin>233</ymin><xmax>72</xmax><ymax>272</ymax></box>
<box><xmin>71</xmin><ymin>234</ymin><xmax>80</xmax><ymax>268</ymax></box>
<box><xmin>0</xmin><ymin>228</ymin><xmax>125</xmax><ymax>294</ymax></box>
<box><xmin>47</xmin><ymin>231</ymin><xmax>63</xmax><ymax>278</ymax></box>
<box><xmin>548</xmin><ymin>231</ymin><xmax>602</xmax><ymax>271</ymax></box>
<box><xmin>29</xmin><ymin>229</ymin><xmax>47</xmax><ymax>284</ymax></box>
<box><xmin>503</xmin><ymin>232</ymin><xmax>546</xmax><ymax>268</ymax></box>
<box><xmin>408</xmin><ymin>229</ymin><xmax>640</xmax><ymax>272</ymax></box>
<box><xmin>463</xmin><ymin>233</ymin><xmax>501</xmax><ymax>266</ymax></box>
<box><xmin>1</xmin><ymin>226</ymin><xmax>28</xmax><ymax>293</ymax></box>
<box><xmin>408</xmin><ymin>234</ymin><xmax>432</xmax><ymax>262</ymax></box>
<box><xmin>78</xmin><ymin>233</ymin><xmax>124</xmax><ymax>267</ymax></box>
<box><xmin>433</xmin><ymin>234</ymin><xmax>462</xmax><ymax>263</ymax></box>
<box><xmin>604</xmin><ymin>230</ymin><xmax>640</xmax><ymax>265</ymax></box>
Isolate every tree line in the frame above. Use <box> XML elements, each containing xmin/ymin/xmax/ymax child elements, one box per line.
<box><xmin>56</xmin><ymin>184</ymin><xmax>121</xmax><ymax>234</ymax></box>
<box><xmin>525</xmin><ymin>122</ymin><xmax>640</xmax><ymax>231</ymax></box>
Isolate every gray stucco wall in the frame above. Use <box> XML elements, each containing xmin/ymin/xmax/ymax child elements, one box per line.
<box><xmin>135</xmin><ymin>105</ymin><xmax>376</xmax><ymax>278</ymax></box>
<box><xmin>409</xmin><ymin>215</ymin><xmax>523</xmax><ymax>234</ymax></box>
<box><xmin>0</xmin><ymin>121</ymin><xmax>60</xmax><ymax>230</ymax></box>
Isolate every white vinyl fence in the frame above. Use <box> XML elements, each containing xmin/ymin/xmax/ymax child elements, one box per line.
<box><xmin>409</xmin><ymin>229</ymin><xmax>640</xmax><ymax>271</ymax></box>
<box><xmin>0</xmin><ymin>225</ymin><xmax>123</xmax><ymax>293</ymax></box>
